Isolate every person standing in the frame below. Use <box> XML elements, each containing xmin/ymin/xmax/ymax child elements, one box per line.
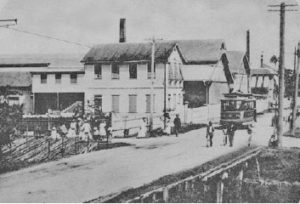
<box><xmin>173</xmin><ymin>114</ymin><xmax>181</xmax><ymax>137</ymax></box>
<box><xmin>206</xmin><ymin>121</ymin><xmax>214</xmax><ymax>147</ymax></box>
<box><xmin>247</xmin><ymin>125</ymin><xmax>253</xmax><ymax>147</ymax></box>
<box><xmin>137</xmin><ymin>118</ymin><xmax>147</xmax><ymax>138</ymax></box>
<box><xmin>99</xmin><ymin>120</ymin><xmax>107</xmax><ymax>141</ymax></box>
<box><xmin>227</xmin><ymin>123</ymin><xmax>237</xmax><ymax>147</ymax></box>
<box><xmin>67</xmin><ymin>119</ymin><xmax>77</xmax><ymax>138</ymax></box>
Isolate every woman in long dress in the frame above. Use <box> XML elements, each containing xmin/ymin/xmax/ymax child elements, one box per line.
<box><xmin>164</xmin><ymin>119</ymin><xmax>171</xmax><ymax>135</ymax></box>
<box><xmin>137</xmin><ymin>118</ymin><xmax>147</xmax><ymax>138</ymax></box>
<box><xmin>67</xmin><ymin>119</ymin><xmax>77</xmax><ymax>138</ymax></box>
<box><xmin>99</xmin><ymin>121</ymin><xmax>107</xmax><ymax>141</ymax></box>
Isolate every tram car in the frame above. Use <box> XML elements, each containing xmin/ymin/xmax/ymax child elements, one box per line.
<box><xmin>220</xmin><ymin>92</ymin><xmax>256</xmax><ymax>126</ymax></box>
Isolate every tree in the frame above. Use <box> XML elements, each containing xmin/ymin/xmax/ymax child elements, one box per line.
<box><xmin>0</xmin><ymin>87</ymin><xmax>23</xmax><ymax>156</ymax></box>
<box><xmin>270</xmin><ymin>55</ymin><xmax>279</xmax><ymax>68</ymax></box>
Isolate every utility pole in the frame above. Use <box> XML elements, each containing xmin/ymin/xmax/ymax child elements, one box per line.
<box><xmin>147</xmin><ymin>37</ymin><xmax>163</xmax><ymax>133</ymax></box>
<box><xmin>292</xmin><ymin>43</ymin><xmax>300</xmax><ymax>135</ymax></box>
<box><xmin>268</xmin><ymin>2</ymin><xmax>297</xmax><ymax>146</ymax></box>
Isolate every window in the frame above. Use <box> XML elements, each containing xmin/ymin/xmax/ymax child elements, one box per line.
<box><xmin>112</xmin><ymin>95</ymin><xmax>120</xmax><ymax>113</ymax></box>
<box><xmin>146</xmin><ymin>94</ymin><xmax>155</xmax><ymax>113</ymax></box>
<box><xmin>147</xmin><ymin>62</ymin><xmax>156</xmax><ymax>79</ymax></box>
<box><xmin>94</xmin><ymin>64</ymin><xmax>102</xmax><ymax>79</ymax></box>
<box><xmin>41</xmin><ymin>73</ymin><xmax>47</xmax><ymax>84</ymax></box>
<box><xmin>70</xmin><ymin>73</ymin><xmax>77</xmax><ymax>84</ymax></box>
<box><xmin>111</xmin><ymin>63</ymin><xmax>120</xmax><ymax>79</ymax></box>
<box><xmin>55</xmin><ymin>73</ymin><xmax>62</xmax><ymax>84</ymax></box>
<box><xmin>94</xmin><ymin>95</ymin><xmax>102</xmax><ymax>110</ymax></box>
<box><xmin>129</xmin><ymin>95</ymin><xmax>137</xmax><ymax>113</ymax></box>
<box><xmin>129</xmin><ymin>63</ymin><xmax>137</xmax><ymax>79</ymax></box>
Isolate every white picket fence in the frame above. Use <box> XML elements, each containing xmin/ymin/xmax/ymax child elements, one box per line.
<box><xmin>110</xmin><ymin>104</ymin><xmax>221</xmax><ymax>137</ymax></box>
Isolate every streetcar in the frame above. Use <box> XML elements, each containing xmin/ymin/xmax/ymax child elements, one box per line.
<box><xmin>220</xmin><ymin>92</ymin><xmax>256</xmax><ymax>126</ymax></box>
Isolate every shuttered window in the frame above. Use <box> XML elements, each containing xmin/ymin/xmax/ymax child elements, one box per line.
<box><xmin>129</xmin><ymin>95</ymin><xmax>137</xmax><ymax>113</ymax></box>
<box><xmin>112</xmin><ymin>95</ymin><xmax>120</xmax><ymax>113</ymax></box>
<box><xmin>146</xmin><ymin>94</ymin><xmax>155</xmax><ymax>113</ymax></box>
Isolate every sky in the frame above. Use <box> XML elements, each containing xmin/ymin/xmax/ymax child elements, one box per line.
<box><xmin>0</xmin><ymin>0</ymin><xmax>299</xmax><ymax>68</ymax></box>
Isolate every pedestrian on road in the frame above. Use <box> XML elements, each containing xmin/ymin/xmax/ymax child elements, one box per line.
<box><xmin>206</xmin><ymin>121</ymin><xmax>214</xmax><ymax>147</ymax></box>
<box><xmin>137</xmin><ymin>117</ymin><xmax>147</xmax><ymax>138</ymax></box>
<box><xmin>226</xmin><ymin>123</ymin><xmax>237</xmax><ymax>147</ymax></box>
<box><xmin>173</xmin><ymin>114</ymin><xmax>181</xmax><ymax>137</ymax></box>
<box><xmin>247</xmin><ymin>125</ymin><xmax>253</xmax><ymax>147</ymax></box>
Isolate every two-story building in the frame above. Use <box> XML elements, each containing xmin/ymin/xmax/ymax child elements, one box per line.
<box><xmin>81</xmin><ymin>42</ymin><xmax>184</xmax><ymax>116</ymax></box>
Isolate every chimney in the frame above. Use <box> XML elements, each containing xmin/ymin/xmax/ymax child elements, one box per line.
<box><xmin>246</xmin><ymin>30</ymin><xmax>250</xmax><ymax>64</ymax></box>
<box><xmin>261</xmin><ymin>52</ymin><xmax>264</xmax><ymax>68</ymax></box>
<box><xmin>119</xmin><ymin>18</ymin><xmax>126</xmax><ymax>43</ymax></box>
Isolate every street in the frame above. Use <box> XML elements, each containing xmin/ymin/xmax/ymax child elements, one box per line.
<box><xmin>0</xmin><ymin>112</ymin><xmax>299</xmax><ymax>203</ymax></box>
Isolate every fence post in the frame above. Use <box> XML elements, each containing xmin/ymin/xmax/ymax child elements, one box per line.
<box><xmin>87</xmin><ymin>135</ymin><xmax>90</xmax><ymax>153</ymax></box>
<box><xmin>48</xmin><ymin>139</ymin><xmax>51</xmax><ymax>159</ymax></box>
<box><xmin>75</xmin><ymin>137</ymin><xmax>77</xmax><ymax>154</ymax></box>
<box><xmin>61</xmin><ymin>136</ymin><xmax>64</xmax><ymax>158</ymax></box>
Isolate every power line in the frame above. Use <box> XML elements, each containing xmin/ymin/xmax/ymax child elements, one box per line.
<box><xmin>1</xmin><ymin>26</ymin><xmax>92</xmax><ymax>49</ymax></box>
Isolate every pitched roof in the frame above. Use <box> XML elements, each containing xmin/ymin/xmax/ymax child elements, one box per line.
<box><xmin>0</xmin><ymin>72</ymin><xmax>31</xmax><ymax>87</ymax></box>
<box><xmin>171</xmin><ymin>39</ymin><xmax>226</xmax><ymax>64</ymax></box>
<box><xmin>0</xmin><ymin>53</ymin><xmax>83</xmax><ymax>67</ymax></box>
<box><xmin>226</xmin><ymin>51</ymin><xmax>247</xmax><ymax>74</ymax></box>
<box><xmin>81</xmin><ymin>42</ymin><xmax>178</xmax><ymax>63</ymax></box>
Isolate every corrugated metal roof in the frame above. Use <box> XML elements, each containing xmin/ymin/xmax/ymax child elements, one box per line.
<box><xmin>82</xmin><ymin>39</ymin><xmax>226</xmax><ymax>64</ymax></box>
<box><xmin>0</xmin><ymin>72</ymin><xmax>31</xmax><ymax>87</ymax></box>
<box><xmin>81</xmin><ymin>42</ymin><xmax>177</xmax><ymax>63</ymax></box>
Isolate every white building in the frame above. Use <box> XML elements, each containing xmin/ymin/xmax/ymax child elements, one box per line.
<box><xmin>81</xmin><ymin>42</ymin><xmax>184</xmax><ymax>116</ymax></box>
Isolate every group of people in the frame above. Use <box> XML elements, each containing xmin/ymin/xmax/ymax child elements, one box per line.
<box><xmin>137</xmin><ymin>114</ymin><xmax>182</xmax><ymax>138</ymax></box>
<box><xmin>206</xmin><ymin>121</ymin><xmax>253</xmax><ymax>148</ymax></box>
<box><xmin>50</xmin><ymin>116</ymin><xmax>112</xmax><ymax>142</ymax></box>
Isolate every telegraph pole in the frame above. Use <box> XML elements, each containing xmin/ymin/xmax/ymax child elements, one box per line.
<box><xmin>147</xmin><ymin>37</ymin><xmax>163</xmax><ymax>133</ymax></box>
<box><xmin>268</xmin><ymin>2</ymin><xmax>297</xmax><ymax>146</ymax></box>
<box><xmin>292</xmin><ymin>43</ymin><xmax>300</xmax><ymax>135</ymax></box>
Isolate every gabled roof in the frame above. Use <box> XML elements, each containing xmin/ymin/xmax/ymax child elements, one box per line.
<box><xmin>81</xmin><ymin>42</ymin><xmax>179</xmax><ymax>63</ymax></box>
<box><xmin>227</xmin><ymin>51</ymin><xmax>248</xmax><ymax>75</ymax></box>
<box><xmin>0</xmin><ymin>72</ymin><xmax>31</xmax><ymax>87</ymax></box>
<box><xmin>170</xmin><ymin>39</ymin><xmax>226</xmax><ymax>64</ymax></box>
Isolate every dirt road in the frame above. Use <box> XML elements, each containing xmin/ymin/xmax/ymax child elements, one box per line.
<box><xmin>0</xmin><ymin>112</ymin><xmax>299</xmax><ymax>202</ymax></box>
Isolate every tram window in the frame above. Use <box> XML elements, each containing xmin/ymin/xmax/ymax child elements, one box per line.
<box><xmin>223</xmin><ymin>101</ymin><xmax>236</xmax><ymax>111</ymax></box>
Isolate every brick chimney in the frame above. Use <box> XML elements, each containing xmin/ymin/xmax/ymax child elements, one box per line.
<box><xmin>119</xmin><ymin>18</ymin><xmax>126</xmax><ymax>43</ymax></box>
<box><xmin>246</xmin><ymin>30</ymin><xmax>250</xmax><ymax>64</ymax></box>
